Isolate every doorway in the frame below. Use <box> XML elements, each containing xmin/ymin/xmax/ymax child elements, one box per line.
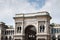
<box><xmin>25</xmin><ymin>25</ymin><xmax>36</xmax><ymax>40</ymax></box>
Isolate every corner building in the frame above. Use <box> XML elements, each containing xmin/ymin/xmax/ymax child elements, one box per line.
<box><xmin>13</xmin><ymin>11</ymin><xmax>51</xmax><ymax>40</ymax></box>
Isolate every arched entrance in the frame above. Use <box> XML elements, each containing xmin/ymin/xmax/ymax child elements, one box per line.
<box><xmin>58</xmin><ymin>35</ymin><xmax>60</xmax><ymax>40</ymax></box>
<box><xmin>25</xmin><ymin>25</ymin><xmax>36</xmax><ymax>40</ymax></box>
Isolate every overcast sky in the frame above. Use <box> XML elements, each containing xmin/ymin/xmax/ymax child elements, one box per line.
<box><xmin>0</xmin><ymin>0</ymin><xmax>60</xmax><ymax>27</ymax></box>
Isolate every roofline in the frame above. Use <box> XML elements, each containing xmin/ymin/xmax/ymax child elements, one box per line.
<box><xmin>6</xmin><ymin>29</ymin><xmax>14</xmax><ymax>31</ymax></box>
<box><xmin>13</xmin><ymin>11</ymin><xmax>52</xmax><ymax>19</ymax></box>
<box><xmin>16</xmin><ymin>11</ymin><xmax>49</xmax><ymax>15</ymax></box>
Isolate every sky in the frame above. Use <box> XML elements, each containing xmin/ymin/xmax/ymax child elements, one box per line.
<box><xmin>0</xmin><ymin>0</ymin><xmax>60</xmax><ymax>27</ymax></box>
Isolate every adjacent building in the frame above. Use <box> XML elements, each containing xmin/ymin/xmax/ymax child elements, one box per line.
<box><xmin>51</xmin><ymin>24</ymin><xmax>60</xmax><ymax>40</ymax></box>
<box><xmin>0</xmin><ymin>22</ymin><xmax>14</xmax><ymax>40</ymax></box>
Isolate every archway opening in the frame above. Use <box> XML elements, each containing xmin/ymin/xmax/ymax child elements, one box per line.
<box><xmin>25</xmin><ymin>25</ymin><xmax>36</xmax><ymax>40</ymax></box>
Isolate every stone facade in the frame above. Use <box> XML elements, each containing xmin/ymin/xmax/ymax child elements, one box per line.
<box><xmin>0</xmin><ymin>22</ymin><xmax>14</xmax><ymax>40</ymax></box>
<box><xmin>1</xmin><ymin>11</ymin><xmax>60</xmax><ymax>40</ymax></box>
<box><xmin>51</xmin><ymin>24</ymin><xmax>60</xmax><ymax>40</ymax></box>
<box><xmin>13</xmin><ymin>11</ymin><xmax>51</xmax><ymax>40</ymax></box>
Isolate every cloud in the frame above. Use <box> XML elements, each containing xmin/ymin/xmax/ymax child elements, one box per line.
<box><xmin>27</xmin><ymin>0</ymin><xmax>46</xmax><ymax>9</ymax></box>
<box><xmin>0</xmin><ymin>0</ymin><xmax>60</xmax><ymax>27</ymax></box>
<box><xmin>27</xmin><ymin>0</ymin><xmax>60</xmax><ymax>24</ymax></box>
<box><xmin>33</xmin><ymin>0</ymin><xmax>60</xmax><ymax>24</ymax></box>
<box><xmin>0</xmin><ymin>0</ymin><xmax>38</xmax><ymax>26</ymax></box>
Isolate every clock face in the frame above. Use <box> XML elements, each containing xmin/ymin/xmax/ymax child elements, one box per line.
<box><xmin>28</xmin><ymin>0</ymin><xmax>46</xmax><ymax>9</ymax></box>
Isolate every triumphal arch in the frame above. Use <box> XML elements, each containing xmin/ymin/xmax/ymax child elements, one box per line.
<box><xmin>13</xmin><ymin>11</ymin><xmax>51</xmax><ymax>40</ymax></box>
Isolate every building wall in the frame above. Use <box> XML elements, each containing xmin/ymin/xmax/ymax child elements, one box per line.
<box><xmin>13</xmin><ymin>12</ymin><xmax>51</xmax><ymax>40</ymax></box>
<box><xmin>0</xmin><ymin>22</ymin><xmax>7</xmax><ymax>40</ymax></box>
<box><xmin>0</xmin><ymin>22</ymin><xmax>14</xmax><ymax>40</ymax></box>
<box><xmin>0</xmin><ymin>12</ymin><xmax>55</xmax><ymax>40</ymax></box>
<box><xmin>50</xmin><ymin>24</ymin><xmax>60</xmax><ymax>40</ymax></box>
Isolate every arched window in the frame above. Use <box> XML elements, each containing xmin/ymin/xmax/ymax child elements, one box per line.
<box><xmin>1</xmin><ymin>36</ymin><xmax>3</xmax><ymax>40</ymax></box>
<box><xmin>5</xmin><ymin>36</ymin><xmax>8</xmax><ymax>40</ymax></box>
<box><xmin>58</xmin><ymin>35</ymin><xmax>60</xmax><ymax>40</ymax></box>
<box><xmin>40</xmin><ymin>25</ymin><xmax>45</xmax><ymax>32</ymax></box>
<box><xmin>52</xmin><ymin>35</ymin><xmax>56</xmax><ymax>40</ymax></box>
<box><xmin>9</xmin><ymin>36</ymin><xmax>12</xmax><ymax>40</ymax></box>
<box><xmin>17</xmin><ymin>26</ymin><xmax>21</xmax><ymax>33</ymax></box>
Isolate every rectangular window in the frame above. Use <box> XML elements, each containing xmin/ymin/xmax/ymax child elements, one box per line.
<box><xmin>51</xmin><ymin>28</ymin><xmax>53</xmax><ymax>34</ymax></box>
<box><xmin>57</xmin><ymin>28</ymin><xmax>60</xmax><ymax>33</ymax></box>
<box><xmin>53</xmin><ymin>28</ymin><xmax>56</xmax><ymax>34</ymax></box>
<box><xmin>38</xmin><ymin>21</ymin><xmax>45</xmax><ymax>33</ymax></box>
<box><xmin>17</xmin><ymin>27</ymin><xmax>21</xmax><ymax>33</ymax></box>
